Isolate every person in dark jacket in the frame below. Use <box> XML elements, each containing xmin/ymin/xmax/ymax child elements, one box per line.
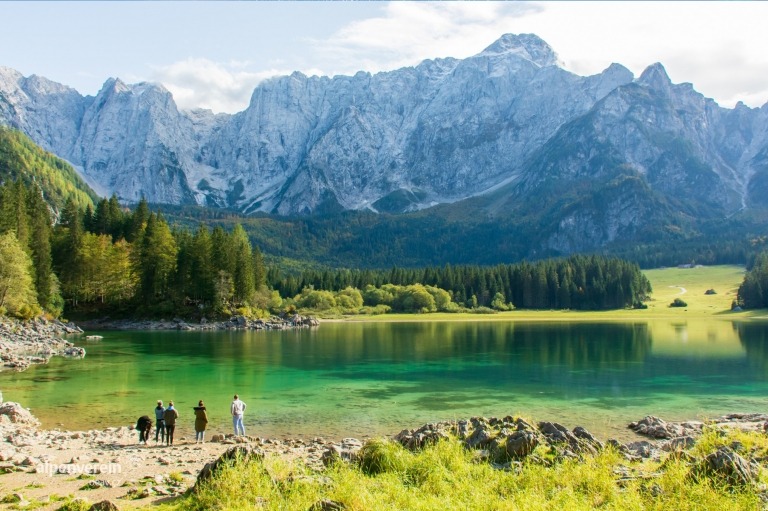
<box><xmin>136</xmin><ymin>415</ymin><xmax>152</xmax><ymax>445</ymax></box>
<box><xmin>163</xmin><ymin>401</ymin><xmax>179</xmax><ymax>445</ymax></box>
<box><xmin>154</xmin><ymin>400</ymin><xmax>166</xmax><ymax>443</ymax></box>
<box><xmin>193</xmin><ymin>400</ymin><xmax>208</xmax><ymax>443</ymax></box>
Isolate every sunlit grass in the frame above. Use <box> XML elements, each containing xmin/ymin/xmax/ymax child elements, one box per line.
<box><xmin>152</xmin><ymin>431</ymin><xmax>765</xmax><ymax>511</ymax></box>
<box><xmin>329</xmin><ymin>265</ymin><xmax>760</xmax><ymax>322</ymax></box>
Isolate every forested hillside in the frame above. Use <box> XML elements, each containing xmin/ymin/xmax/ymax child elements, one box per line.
<box><xmin>0</xmin><ymin>176</ymin><xmax>652</xmax><ymax>319</ymax></box>
<box><xmin>0</xmin><ymin>127</ymin><xmax>97</xmax><ymax>213</ymax></box>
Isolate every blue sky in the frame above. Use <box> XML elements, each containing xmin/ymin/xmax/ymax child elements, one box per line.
<box><xmin>2</xmin><ymin>1</ymin><xmax>766</xmax><ymax>113</ymax></box>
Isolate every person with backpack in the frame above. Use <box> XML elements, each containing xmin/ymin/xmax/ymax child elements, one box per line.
<box><xmin>163</xmin><ymin>400</ymin><xmax>179</xmax><ymax>445</ymax></box>
<box><xmin>154</xmin><ymin>400</ymin><xmax>166</xmax><ymax>443</ymax></box>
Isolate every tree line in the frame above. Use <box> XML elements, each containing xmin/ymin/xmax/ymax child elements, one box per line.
<box><xmin>737</xmin><ymin>251</ymin><xmax>768</xmax><ymax>309</ymax></box>
<box><xmin>270</xmin><ymin>255</ymin><xmax>652</xmax><ymax>311</ymax></box>
<box><xmin>1</xmin><ymin>178</ymin><xmax>652</xmax><ymax>319</ymax></box>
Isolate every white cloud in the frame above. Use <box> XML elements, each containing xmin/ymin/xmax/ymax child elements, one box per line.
<box><xmin>308</xmin><ymin>2</ymin><xmax>542</xmax><ymax>75</ymax></box>
<box><xmin>147</xmin><ymin>1</ymin><xmax>768</xmax><ymax>112</ymax></box>
<box><xmin>307</xmin><ymin>1</ymin><xmax>768</xmax><ymax>108</ymax></box>
<box><xmin>152</xmin><ymin>58</ymin><xmax>291</xmax><ymax>113</ymax></box>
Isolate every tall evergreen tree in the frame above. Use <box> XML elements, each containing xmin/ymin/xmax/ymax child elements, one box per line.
<box><xmin>126</xmin><ymin>197</ymin><xmax>149</xmax><ymax>243</ymax></box>
<box><xmin>252</xmin><ymin>244</ymin><xmax>267</xmax><ymax>290</ymax></box>
<box><xmin>231</xmin><ymin>224</ymin><xmax>255</xmax><ymax>303</ymax></box>
<box><xmin>137</xmin><ymin>213</ymin><xmax>178</xmax><ymax>303</ymax></box>
<box><xmin>189</xmin><ymin>224</ymin><xmax>215</xmax><ymax>303</ymax></box>
<box><xmin>26</xmin><ymin>185</ymin><xmax>55</xmax><ymax>310</ymax></box>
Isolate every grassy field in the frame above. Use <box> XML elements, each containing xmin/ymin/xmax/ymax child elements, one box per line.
<box><xmin>329</xmin><ymin>265</ymin><xmax>760</xmax><ymax>322</ymax></box>
<box><xmin>641</xmin><ymin>265</ymin><xmax>744</xmax><ymax>316</ymax></box>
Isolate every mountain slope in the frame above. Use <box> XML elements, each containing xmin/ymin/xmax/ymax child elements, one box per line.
<box><xmin>0</xmin><ymin>127</ymin><xmax>98</xmax><ymax>212</ymax></box>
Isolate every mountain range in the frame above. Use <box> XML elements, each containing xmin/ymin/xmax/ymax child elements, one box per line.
<box><xmin>1</xmin><ymin>33</ymin><xmax>767</xmax><ymax>264</ymax></box>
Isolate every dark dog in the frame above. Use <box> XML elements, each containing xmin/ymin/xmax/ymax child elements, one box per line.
<box><xmin>136</xmin><ymin>415</ymin><xmax>152</xmax><ymax>444</ymax></box>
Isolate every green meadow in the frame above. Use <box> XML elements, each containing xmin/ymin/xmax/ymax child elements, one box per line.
<box><xmin>331</xmin><ymin>265</ymin><xmax>751</xmax><ymax>322</ymax></box>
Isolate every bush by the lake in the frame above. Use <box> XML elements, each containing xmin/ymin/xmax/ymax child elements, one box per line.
<box><xmin>670</xmin><ymin>298</ymin><xmax>688</xmax><ymax>307</ymax></box>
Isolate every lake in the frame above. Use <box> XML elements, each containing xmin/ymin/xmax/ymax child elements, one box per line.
<box><xmin>2</xmin><ymin>319</ymin><xmax>768</xmax><ymax>442</ymax></box>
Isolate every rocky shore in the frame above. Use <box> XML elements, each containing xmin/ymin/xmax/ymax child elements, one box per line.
<box><xmin>0</xmin><ymin>316</ymin><xmax>85</xmax><ymax>372</ymax></box>
<box><xmin>0</xmin><ymin>399</ymin><xmax>766</xmax><ymax>510</ymax></box>
<box><xmin>75</xmin><ymin>314</ymin><xmax>319</xmax><ymax>332</ymax></box>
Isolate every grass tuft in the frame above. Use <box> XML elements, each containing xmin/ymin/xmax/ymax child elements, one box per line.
<box><xmin>358</xmin><ymin>438</ymin><xmax>413</xmax><ymax>476</ymax></box>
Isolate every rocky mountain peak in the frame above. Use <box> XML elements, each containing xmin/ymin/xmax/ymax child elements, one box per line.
<box><xmin>637</xmin><ymin>62</ymin><xmax>672</xmax><ymax>92</ymax></box>
<box><xmin>478</xmin><ymin>33</ymin><xmax>559</xmax><ymax>67</ymax></box>
<box><xmin>102</xmin><ymin>77</ymin><xmax>131</xmax><ymax>95</ymax></box>
<box><xmin>0</xmin><ymin>66</ymin><xmax>23</xmax><ymax>87</ymax></box>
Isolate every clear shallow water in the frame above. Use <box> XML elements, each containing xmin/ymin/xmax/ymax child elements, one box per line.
<box><xmin>2</xmin><ymin>320</ymin><xmax>768</xmax><ymax>442</ymax></box>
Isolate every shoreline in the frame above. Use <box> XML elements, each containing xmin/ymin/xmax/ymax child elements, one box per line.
<box><xmin>0</xmin><ymin>397</ymin><xmax>766</xmax><ymax>510</ymax></box>
<box><xmin>73</xmin><ymin>314</ymin><xmax>319</xmax><ymax>332</ymax></box>
<box><xmin>0</xmin><ymin>316</ymin><xmax>85</xmax><ymax>373</ymax></box>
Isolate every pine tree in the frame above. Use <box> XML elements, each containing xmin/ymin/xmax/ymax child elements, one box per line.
<box><xmin>252</xmin><ymin>244</ymin><xmax>267</xmax><ymax>290</ymax></box>
<box><xmin>137</xmin><ymin>213</ymin><xmax>178</xmax><ymax>303</ymax></box>
<box><xmin>231</xmin><ymin>224</ymin><xmax>255</xmax><ymax>303</ymax></box>
<box><xmin>53</xmin><ymin>199</ymin><xmax>85</xmax><ymax>307</ymax></box>
<box><xmin>26</xmin><ymin>185</ymin><xmax>55</xmax><ymax>310</ymax></box>
<box><xmin>126</xmin><ymin>197</ymin><xmax>149</xmax><ymax>243</ymax></box>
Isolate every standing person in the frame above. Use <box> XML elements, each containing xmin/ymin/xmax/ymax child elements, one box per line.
<box><xmin>154</xmin><ymin>400</ymin><xmax>166</xmax><ymax>444</ymax></box>
<box><xmin>193</xmin><ymin>400</ymin><xmax>208</xmax><ymax>443</ymax></box>
<box><xmin>163</xmin><ymin>400</ymin><xmax>179</xmax><ymax>445</ymax></box>
<box><xmin>230</xmin><ymin>394</ymin><xmax>246</xmax><ymax>436</ymax></box>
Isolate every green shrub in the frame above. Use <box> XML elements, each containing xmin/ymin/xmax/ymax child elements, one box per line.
<box><xmin>55</xmin><ymin>498</ymin><xmax>91</xmax><ymax>511</ymax></box>
<box><xmin>670</xmin><ymin>298</ymin><xmax>688</xmax><ymax>307</ymax></box>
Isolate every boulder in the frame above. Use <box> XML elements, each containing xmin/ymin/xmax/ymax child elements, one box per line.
<box><xmin>321</xmin><ymin>438</ymin><xmax>362</xmax><ymax>467</ymax></box>
<box><xmin>662</xmin><ymin>436</ymin><xmax>696</xmax><ymax>452</ymax></box>
<box><xmin>537</xmin><ymin>422</ymin><xmax>573</xmax><ymax>444</ymax></box>
<box><xmin>625</xmin><ymin>441</ymin><xmax>656</xmax><ymax>459</ymax></box>
<box><xmin>465</xmin><ymin>425</ymin><xmax>494</xmax><ymax>449</ymax></box>
<box><xmin>0</xmin><ymin>402</ymin><xmax>40</xmax><ymax>426</ymax></box>
<box><xmin>693</xmin><ymin>446</ymin><xmax>757</xmax><ymax>487</ymax></box>
<box><xmin>504</xmin><ymin>430</ymin><xmax>539</xmax><ymax>459</ymax></box>
<box><xmin>628</xmin><ymin>416</ymin><xmax>685</xmax><ymax>439</ymax></box>
<box><xmin>195</xmin><ymin>445</ymin><xmax>264</xmax><ymax>490</ymax></box>
<box><xmin>394</xmin><ymin>422</ymin><xmax>454</xmax><ymax>451</ymax></box>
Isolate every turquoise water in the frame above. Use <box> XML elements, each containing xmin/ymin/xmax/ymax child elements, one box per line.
<box><xmin>2</xmin><ymin>320</ymin><xmax>768</xmax><ymax>441</ymax></box>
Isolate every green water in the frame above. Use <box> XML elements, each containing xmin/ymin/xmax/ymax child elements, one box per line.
<box><xmin>2</xmin><ymin>320</ymin><xmax>768</xmax><ymax>441</ymax></box>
